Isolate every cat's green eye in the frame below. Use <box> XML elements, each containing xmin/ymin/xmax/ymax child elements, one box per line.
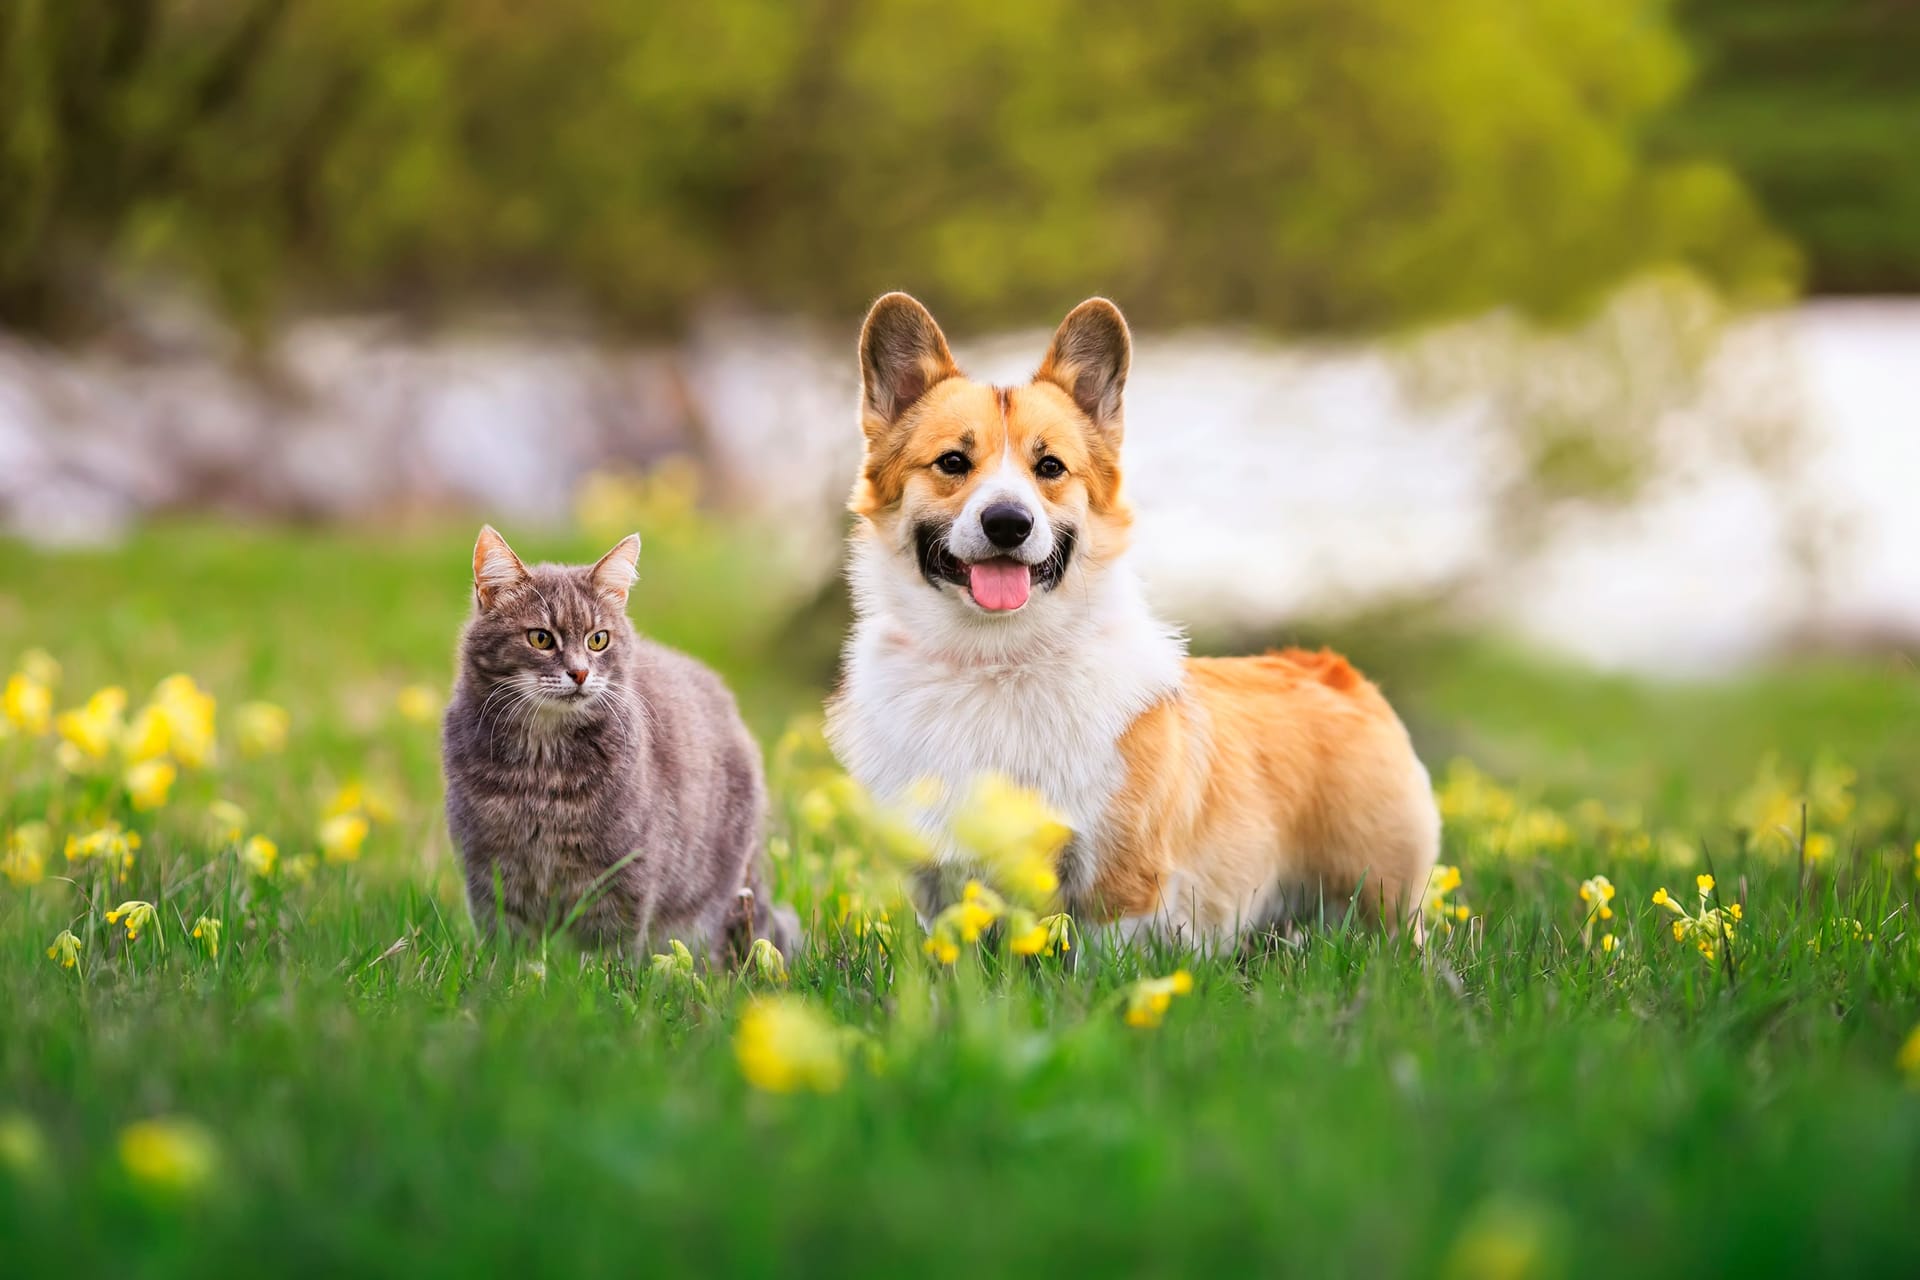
<box><xmin>587</xmin><ymin>630</ymin><xmax>610</xmax><ymax>652</ymax></box>
<box><xmin>527</xmin><ymin>628</ymin><xmax>555</xmax><ymax>650</ymax></box>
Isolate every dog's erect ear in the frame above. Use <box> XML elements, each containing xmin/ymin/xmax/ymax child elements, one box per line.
<box><xmin>473</xmin><ymin>525</ymin><xmax>529</xmax><ymax>610</ymax></box>
<box><xmin>1036</xmin><ymin>298</ymin><xmax>1131</xmax><ymax>436</ymax></box>
<box><xmin>859</xmin><ymin>292</ymin><xmax>960</xmax><ymax>438</ymax></box>
<box><xmin>590</xmin><ymin>533</ymin><xmax>641</xmax><ymax>606</ymax></box>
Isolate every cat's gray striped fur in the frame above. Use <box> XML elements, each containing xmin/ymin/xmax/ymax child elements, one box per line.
<box><xmin>442</xmin><ymin>526</ymin><xmax>795</xmax><ymax>959</ymax></box>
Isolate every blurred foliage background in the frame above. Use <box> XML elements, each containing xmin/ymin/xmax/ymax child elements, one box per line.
<box><xmin>1</xmin><ymin>0</ymin><xmax>1852</xmax><ymax>339</ymax></box>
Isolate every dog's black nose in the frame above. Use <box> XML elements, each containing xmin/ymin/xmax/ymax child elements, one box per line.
<box><xmin>981</xmin><ymin>503</ymin><xmax>1033</xmax><ymax>550</ymax></box>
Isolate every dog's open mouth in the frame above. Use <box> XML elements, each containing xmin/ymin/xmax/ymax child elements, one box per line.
<box><xmin>917</xmin><ymin>525</ymin><xmax>1076</xmax><ymax>612</ymax></box>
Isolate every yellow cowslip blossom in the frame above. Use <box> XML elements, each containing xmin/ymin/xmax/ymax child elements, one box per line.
<box><xmin>745</xmin><ymin>937</ymin><xmax>789</xmax><ymax>984</ymax></box>
<box><xmin>148</xmin><ymin>675</ymin><xmax>217</xmax><ymax>768</ymax></box>
<box><xmin>797</xmin><ymin>787</ymin><xmax>836</xmax><ymax>832</ymax></box>
<box><xmin>1008</xmin><ymin>910</ymin><xmax>1074</xmax><ymax>957</ymax></box>
<box><xmin>950</xmin><ymin>776</ymin><xmax>1070</xmax><ymax>907</ymax></box>
<box><xmin>318</xmin><ymin>812</ymin><xmax>370</xmax><ymax>863</ymax></box>
<box><xmin>234</xmin><ymin>701</ymin><xmax>289</xmax><ymax>758</ymax></box>
<box><xmin>326</xmin><ymin>779</ymin><xmax>397</xmax><ymax>824</ymax></box>
<box><xmin>1442</xmin><ymin>1197</ymin><xmax>1557</xmax><ymax>1280</ymax></box>
<box><xmin>208</xmin><ymin>800</ymin><xmax>248</xmax><ymax>844</ymax></box>
<box><xmin>1651</xmin><ymin>879</ymin><xmax>1739</xmax><ymax>965</ymax></box>
<box><xmin>922</xmin><ymin>879</ymin><xmax>1008</xmax><ymax>964</ymax></box>
<box><xmin>1123</xmin><ymin>970</ymin><xmax>1195</xmax><ymax>1029</ymax></box>
<box><xmin>65</xmin><ymin>823</ymin><xmax>140</xmax><ymax>876</ymax></box>
<box><xmin>1435</xmin><ymin>759</ymin><xmax>1518</xmax><ymax>825</ymax></box>
<box><xmin>240</xmin><ymin>834</ymin><xmax>278</xmax><ymax>877</ymax></box>
<box><xmin>1577</xmin><ymin>875</ymin><xmax>1616</xmax><ymax>919</ymax></box>
<box><xmin>734</xmin><ymin>997</ymin><xmax>847</xmax><ymax>1094</ymax></box>
<box><xmin>18</xmin><ymin>648</ymin><xmax>60</xmax><ymax>688</ymax></box>
<box><xmin>1577</xmin><ymin>873</ymin><xmax>1616</xmax><ymax>948</ymax></box>
<box><xmin>118</xmin><ymin>1118</ymin><xmax>217</xmax><ymax>1194</ymax></box>
<box><xmin>3</xmin><ymin>822</ymin><xmax>52</xmax><ymax>886</ymax></box>
<box><xmin>105</xmin><ymin>900</ymin><xmax>158</xmax><ymax>942</ymax></box>
<box><xmin>1899</xmin><ymin>1025</ymin><xmax>1920</xmax><ymax>1083</ymax></box>
<box><xmin>283</xmin><ymin>854</ymin><xmax>316</xmax><ymax>883</ymax></box>
<box><xmin>46</xmin><ymin>928</ymin><xmax>82</xmax><ymax>969</ymax></box>
<box><xmin>191</xmin><ymin>917</ymin><xmax>222</xmax><ymax>958</ymax></box>
<box><xmin>55</xmin><ymin>686</ymin><xmax>127</xmax><ymax>768</ymax></box>
<box><xmin>125</xmin><ymin>758</ymin><xmax>178</xmax><ymax>812</ymax></box>
<box><xmin>1802</xmin><ymin>833</ymin><xmax>1834</xmax><ymax>863</ymax></box>
<box><xmin>1601</xmin><ymin>933</ymin><xmax>1617</xmax><ymax>953</ymax></box>
<box><xmin>120</xmin><ymin>703</ymin><xmax>172</xmax><ymax>763</ymax></box>
<box><xmin>3</xmin><ymin>672</ymin><xmax>52</xmax><ymax>735</ymax></box>
<box><xmin>1423</xmin><ymin>864</ymin><xmax>1471</xmax><ymax>935</ymax></box>
<box><xmin>395</xmin><ymin>685</ymin><xmax>438</xmax><ymax>725</ymax></box>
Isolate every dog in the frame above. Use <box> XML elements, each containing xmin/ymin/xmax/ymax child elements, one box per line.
<box><xmin>825</xmin><ymin>292</ymin><xmax>1440</xmax><ymax>946</ymax></box>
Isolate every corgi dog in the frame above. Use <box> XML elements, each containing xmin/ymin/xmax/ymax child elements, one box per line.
<box><xmin>825</xmin><ymin>293</ymin><xmax>1440</xmax><ymax>945</ymax></box>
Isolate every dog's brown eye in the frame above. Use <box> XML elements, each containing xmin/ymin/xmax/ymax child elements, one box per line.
<box><xmin>934</xmin><ymin>451</ymin><xmax>971</xmax><ymax>476</ymax></box>
<box><xmin>527</xmin><ymin>628</ymin><xmax>555</xmax><ymax>650</ymax></box>
<box><xmin>587</xmin><ymin>630</ymin><xmax>610</xmax><ymax>652</ymax></box>
<box><xmin>1035</xmin><ymin>455</ymin><xmax>1066</xmax><ymax>479</ymax></box>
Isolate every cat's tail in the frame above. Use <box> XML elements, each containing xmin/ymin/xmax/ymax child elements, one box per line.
<box><xmin>723</xmin><ymin>861</ymin><xmax>800</xmax><ymax>964</ymax></box>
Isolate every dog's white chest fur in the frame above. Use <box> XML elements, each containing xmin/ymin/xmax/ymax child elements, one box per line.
<box><xmin>828</xmin><ymin>550</ymin><xmax>1186</xmax><ymax>880</ymax></box>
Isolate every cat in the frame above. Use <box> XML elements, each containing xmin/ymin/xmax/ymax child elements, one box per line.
<box><xmin>442</xmin><ymin>525</ymin><xmax>796</xmax><ymax>960</ymax></box>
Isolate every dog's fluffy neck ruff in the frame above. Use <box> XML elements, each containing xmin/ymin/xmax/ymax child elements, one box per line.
<box><xmin>831</xmin><ymin>531</ymin><xmax>1187</xmax><ymax>877</ymax></box>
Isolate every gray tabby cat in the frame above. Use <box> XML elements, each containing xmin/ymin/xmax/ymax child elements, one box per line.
<box><xmin>442</xmin><ymin>525</ymin><xmax>795</xmax><ymax>959</ymax></box>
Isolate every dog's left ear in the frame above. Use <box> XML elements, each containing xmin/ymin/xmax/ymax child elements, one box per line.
<box><xmin>1036</xmin><ymin>298</ymin><xmax>1131</xmax><ymax>436</ymax></box>
<box><xmin>590</xmin><ymin>533</ymin><xmax>641</xmax><ymax>607</ymax></box>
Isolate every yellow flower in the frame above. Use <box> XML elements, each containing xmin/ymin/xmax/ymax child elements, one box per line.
<box><xmin>125</xmin><ymin>758</ymin><xmax>178</xmax><ymax>811</ymax></box>
<box><xmin>325</xmin><ymin>779</ymin><xmax>397</xmax><ymax>824</ymax></box>
<box><xmin>951</xmin><ymin>776</ymin><xmax>1071</xmax><ymax>906</ymax></box>
<box><xmin>55</xmin><ymin>686</ymin><xmax>127</xmax><ymax>766</ymax></box>
<box><xmin>120</xmin><ymin>703</ymin><xmax>172</xmax><ymax>763</ymax></box>
<box><xmin>148</xmin><ymin>675</ymin><xmax>217</xmax><ymax>768</ymax></box>
<box><xmin>118</xmin><ymin>1118</ymin><xmax>217</xmax><ymax>1194</ymax></box>
<box><xmin>395</xmin><ymin>685</ymin><xmax>439</xmax><ymax>725</ymax></box>
<box><xmin>235</xmin><ymin>701</ymin><xmax>289</xmax><ymax>758</ymax></box>
<box><xmin>922</xmin><ymin>936</ymin><xmax>960</xmax><ymax>965</ymax></box>
<box><xmin>3</xmin><ymin>672</ymin><xmax>52</xmax><ymax>735</ymax></box>
<box><xmin>3</xmin><ymin>822</ymin><xmax>51</xmax><ymax>886</ymax></box>
<box><xmin>1802</xmin><ymin>833</ymin><xmax>1834</xmax><ymax>863</ymax></box>
<box><xmin>1123</xmin><ymin>970</ymin><xmax>1195</xmax><ymax>1029</ymax></box>
<box><xmin>209</xmin><ymin>800</ymin><xmax>248</xmax><ymax>844</ymax></box>
<box><xmin>734</xmin><ymin>997</ymin><xmax>847</xmax><ymax>1094</ymax></box>
<box><xmin>1601</xmin><ymin>933</ymin><xmax>1616</xmax><ymax>953</ymax></box>
<box><xmin>191</xmin><ymin>917</ymin><xmax>222</xmax><ymax>958</ymax></box>
<box><xmin>1008</xmin><ymin>918</ymin><xmax>1050</xmax><ymax>955</ymax></box>
<box><xmin>18</xmin><ymin>649</ymin><xmax>60</xmax><ymax>688</ymax></box>
<box><xmin>1898</xmin><ymin>1025</ymin><xmax>1920</xmax><ymax>1082</ymax></box>
<box><xmin>65</xmin><ymin>823</ymin><xmax>140</xmax><ymax>871</ymax></box>
<box><xmin>1577</xmin><ymin>874</ymin><xmax>1616</xmax><ymax>920</ymax></box>
<box><xmin>284</xmin><ymin>854</ymin><xmax>316</xmax><ymax>883</ymax></box>
<box><xmin>318</xmin><ymin>813</ymin><xmax>370</xmax><ymax>863</ymax></box>
<box><xmin>1651</xmin><ymin>887</ymin><xmax>1683</xmax><ymax>914</ymax></box>
<box><xmin>240</xmin><ymin>834</ymin><xmax>279</xmax><ymax>877</ymax></box>
<box><xmin>46</xmin><ymin>929</ymin><xmax>82</xmax><ymax>969</ymax></box>
<box><xmin>1695</xmin><ymin>874</ymin><xmax>1715</xmax><ymax>897</ymax></box>
<box><xmin>105</xmin><ymin>900</ymin><xmax>158</xmax><ymax>941</ymax></box>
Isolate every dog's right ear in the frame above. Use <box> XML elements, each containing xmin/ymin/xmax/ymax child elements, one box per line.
<box><xmin>858</xmin><ymin>292</ymin><xmax>959</xmax><ymax>439</ymax></box>
<box><xmin>473</xmin><ymin>525</ymin><xmax>528</xmax><ymax>610</ymax></box>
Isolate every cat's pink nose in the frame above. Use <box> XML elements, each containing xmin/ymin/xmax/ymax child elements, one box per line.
<box><xmin>568</xmin><ymin>668</ymin><xmax>588</xmax><ymax>686</ymax></box>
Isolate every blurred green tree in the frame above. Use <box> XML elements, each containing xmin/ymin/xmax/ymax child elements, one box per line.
<box><xmin>0</xmin><ymin>0</ymin><xmax>1796</xmax><ymax>336</ymax></box>
<box><xmin>1663</xmin><ymin>0</ymin><xmax>1920</xmax><ymax>294</ymax></box>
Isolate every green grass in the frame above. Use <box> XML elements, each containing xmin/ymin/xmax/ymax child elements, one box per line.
<box><xmin>2</xmin><ymin>524</ymin><xmax>1918</xmax><ymax>1278</ymax></box>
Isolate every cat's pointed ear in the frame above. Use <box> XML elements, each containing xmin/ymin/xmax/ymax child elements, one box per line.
<box><xmin>590</xmin><ymin>533</ymin><xmax>641</xmax><ymax>606</ymax></box>
<box><xmin>859</xmin><ymin>292</ymin><xmax>960</xmax><ymax>441</ymax></box>
<box><xmin>472</xmin><ymin>525</ymin><xmax>528</xmax><ymax>610</ymax></box>
<box><xmin>1035</xmin><ymin>298</ymin><xmax>1131</xmax><ymax>439</ymax></box>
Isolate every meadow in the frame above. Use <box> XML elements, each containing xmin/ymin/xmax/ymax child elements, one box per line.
<box><xmin>2</xmin><ymin>515</ymin><xmax>1918</xmax><ymax>1279</ymax></box>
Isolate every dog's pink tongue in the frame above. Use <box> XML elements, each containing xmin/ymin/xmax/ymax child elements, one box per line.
<box><xmin>968</xmin><ymin>560</ymin><xmax>1032</xmax><ymax>611</ymax></box>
